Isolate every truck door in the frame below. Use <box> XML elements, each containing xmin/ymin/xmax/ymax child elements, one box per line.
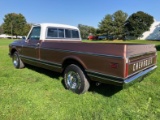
<box><xmin>22</xmin><ymin>26</ymin><xmax>41</xmax><ymax>60</ymax></box>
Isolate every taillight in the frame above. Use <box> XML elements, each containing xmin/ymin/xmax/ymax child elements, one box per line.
<box><xmin>125</xmin><ymin>63</ymin><xmax>128</xmax><ymax>78</ymax></box>
<box><xmin>125</xmin><ymin>58</ymin><xmax>129</xmax><ymax>78</ymax></box>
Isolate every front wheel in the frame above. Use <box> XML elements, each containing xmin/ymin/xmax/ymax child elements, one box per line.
<box><xmin>12</xmin><ymin>52</ymin><xmax>25</xmax><ymax>69</ymax></box>
<box><xmin>64</xmin><ymin>64</ymin><xmax>90</xmax><ymax>94</ymax></box>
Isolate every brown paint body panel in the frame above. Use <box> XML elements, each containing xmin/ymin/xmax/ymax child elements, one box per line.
<box><xmin>9</xmin><ymin>40</ymin><xmax>157</xmax><ymax>85</ymax></box>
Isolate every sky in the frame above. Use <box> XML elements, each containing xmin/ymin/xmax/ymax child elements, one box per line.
<box><xmin>0</xmin><ymin>0</ymin><xmax>160</xmax><ymax>28</ymax></box>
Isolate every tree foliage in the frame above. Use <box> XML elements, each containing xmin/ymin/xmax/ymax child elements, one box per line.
<box><xmin>99</xmin><ymin>10</ymin><xmax>128</xmax><ymax>39</ymax></box>
<box><xmin>23</xmin><ymin>23</ymin><xmax>32</xmax><ymax>36</ymax></box>
<box><xmin>98</xmin><ymin>14</ymin><xmax>113</xmax><ymax>37</ymax></box>
<box><xmin>3</xmin><ymin>13</ymin><xmax>27</xmax><ymax>37</ymax></box>
<box><xmin>0</xmin><ymin>25</ymin><xmax>4</xmax><ymax>34</ymax></box>
<box><xmin>113</xmin><ymin>10</ymin><xmax>128</xmax><ymax>39</ymax></box>
<box><xmin>78</xmin><ymin>24</ymin><xmax>96</xmax><ymax>39</ymax></box>
<box><xmin>124</xmin><ymin>11</ymin><xmax>154</xmax><ymax>38</ymax></box>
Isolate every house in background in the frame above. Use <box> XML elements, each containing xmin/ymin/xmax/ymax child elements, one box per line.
<box><xmin>0</xmin><ymin>34</ymin><xmax>12</xmax><ymax>38</ymax></box>
<box><xmin>140</xmin><ymin>20</ymin><xmax>160</xmax><ymax>40</ymax></box>
<box><xmin>0</xmin><ymin>34</ymin><xmax>23</xmax><ymax>39</ymax></box>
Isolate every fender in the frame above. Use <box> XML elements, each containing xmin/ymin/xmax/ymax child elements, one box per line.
<box><xmin>62</xmin><ymin>56</ymin><xmax>87</xmax><ymax>69</ymax></box>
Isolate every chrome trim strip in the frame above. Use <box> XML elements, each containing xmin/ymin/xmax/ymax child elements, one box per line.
<box><xmin>124</xmin><ymin>66</ymin><xmax>157</xmax><ymax>84</ymax></box>
<box><xmin>20</xmin><ymin>55</ymin><xmax>62</xmax><ymax>68</ymax></box>
<box><xmin>127</xmin><ymin>51</ymin><xmax>156</xmax><ymax>58</ymax></box>
<box><xmin>22</xmin><ymin>46</ymin><xmax>39</xmax><ymax>49</ymax></box>
<box><xmin>86</xmin><ymin>70</ymin><xmax>124</xmax><ymax>81</ymax></box>
<box><xmin>41</xmin><ymin>48</ymin><xmax>124</xmax><ymax>59</ymax></box>
<box><xmin>86</xmin><ymin>66</ymin><xmax>157</xmax><ymax>86</ymax></box>
<box><xmin>87</xmin><ymin>73</ymin><xmax>123</xmax><ymax>84</ymax></box>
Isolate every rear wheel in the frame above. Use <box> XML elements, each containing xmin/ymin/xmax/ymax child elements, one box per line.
<box><xmin>12</xmin><ymin>52</ymin><xmax>24</xmax><ymax>69</ymax></box>
<box><xmin>64</xmin><ymin>64</ymin><xmax>90</xmax><ymax>94</ymax></box>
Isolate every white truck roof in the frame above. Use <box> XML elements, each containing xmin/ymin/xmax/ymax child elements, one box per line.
<box><xmin>27</xmin><ymin>23</ymin><xmax>81</xmax><ymax>41</ymax></box>
<box><xmin>36</xmin><ymin>23</ymin><xmax>79</xmax><ymax>30</ymax></box>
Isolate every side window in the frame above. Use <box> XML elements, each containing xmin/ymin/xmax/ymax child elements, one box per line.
<box><xmin>28</xmin><ymin>27</ymin><xmax>41</xmax><ymax>40</ymax></box>
<box><xmin>72</xmin><ymin>30</ymin><xmax>79</xmax><ymax>38</ymax></box>
<box><xmin>46</xmin><ymin>27</ymin><xmax>80</xmax><ymax>39</ymax></box>
<box><xmin>65</xmin><ymin>29</ymin><xmax>80</xmax><ymax>38</ymax></box>
<box><xmin>58</xmin><ymin>29</ymin><xmax>64</xmax><ymax>38</ymax></box>
<box><xmin>65</xmin><ymin>29</ymin><xmax>71</xmax><ymax>38</ymax></box>
<box><xmin>47</xmin><ymin>28</ymin><xmax>64</xmax><ymax>38</ymax></box>
<box><xmin>47</xmin><ymin>28</ymin><xmax>58</xmax><ymax>38</ymax></box>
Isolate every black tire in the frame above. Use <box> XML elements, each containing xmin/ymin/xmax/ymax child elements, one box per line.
<box><xmin>64</xmin><ymin>64</ymin><xmax>90</xmax><ymax>94</ymax></box>
<box><xmin>12</xmin><ymin>52</ymin><xmax>25</xmax><ymax>69</ymax></box>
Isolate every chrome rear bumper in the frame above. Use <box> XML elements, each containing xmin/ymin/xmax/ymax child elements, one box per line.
<box><xmin>123</xmin><ymin>66</ymin><xmax>157</xmax><ymax>88</ymax></box>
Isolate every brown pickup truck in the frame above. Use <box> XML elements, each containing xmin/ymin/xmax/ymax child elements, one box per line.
<box><xmin>9</xmin><ymin>23</ymin><xmax>157</xmax><ymax>94</ymax></box>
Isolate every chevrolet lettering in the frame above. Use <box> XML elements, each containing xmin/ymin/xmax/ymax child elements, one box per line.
<box><xmin>9</xmin><ymin>23</ymin><xmax>157</xmax><ymax>94</ymax></box>
<box><xmin>133</xmin><ymin>57</ymin><xmax>153</xmax><ymax>72</ymax></box>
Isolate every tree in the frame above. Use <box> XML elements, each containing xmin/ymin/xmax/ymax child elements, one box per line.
<box><xmin>124</xmin><ymin>11</ymin><xmax>154</xmax><ymax>38</ymax></box>
<box><xmin>3</xmin><ymin>13</ymin><xmax>27</xmax><ymax>37</ymax></box>
<box><xmin>98</xmin><ymin>10</ymin><xmax>128</xmax><ymax>40</ymax></box>
<box><xmin>0</xmin><ymin>24</ymin><xmax>4</xmax><ymax>34</ymax></box>
<box><xmin>78</xmin><ymin>24</ymin><xmax>96</xmax><ymax>39</ymax></box>
<box><xmin>113</xmin><ymin>10</ymin><xmax>128</xmax><ymax>39</ymax></box>
<box><xmin>23</xmin><ymin>23</ymin><xmax>32</xmax><ymax>36</ymax></box>
<box><xmin>98</xmin><ymin>14</ymin><xmax>113</xmax><ymax>39</ymax></box>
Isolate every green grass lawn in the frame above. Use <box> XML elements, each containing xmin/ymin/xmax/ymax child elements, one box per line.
<box><xmin>0</xmin><ymin>39</ymin><xmax>160</xmax><ymax>120</ymax></box>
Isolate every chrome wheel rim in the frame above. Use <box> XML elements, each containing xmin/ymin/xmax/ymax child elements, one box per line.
<box><xmin>66</xmin><ymin>71</ymin><xmax>81</xmax><ymax>90</ymax></box>
<box><xmin>13</xmin><ymin>54</ymin><xmax>18</xmax><ymax>67</ymax></box>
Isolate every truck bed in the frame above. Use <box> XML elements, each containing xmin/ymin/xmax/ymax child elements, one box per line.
<box><xmin>42</xmin><ymin>41</ymin><xmax>156</xmax><ymax>57</ymax></box>
<box><xmin>41</xmin><ymin>41</ymin><xmax>157</xmax><ymax>79</ymax></box>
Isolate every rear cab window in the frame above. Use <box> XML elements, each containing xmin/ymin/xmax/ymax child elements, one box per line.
<box><xmin>46</xmin><ymin>27</ymin><xmax>80</xmax><ymax>39</ymax></box>
<box><xmin>47</xmin><ymin>28</ymin><xmax>64</xmax><ymax>38</ymax></box>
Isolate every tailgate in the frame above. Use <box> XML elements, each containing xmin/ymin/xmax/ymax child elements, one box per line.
<box><xmin>128</xmin><ymin>52</ymin><xmax>156</xmax><ymax>76</ymax></box>
<box><xmin>126</xmin><ymin>44</ymin><xmax>157</xmax><ymax>77</ymax></box>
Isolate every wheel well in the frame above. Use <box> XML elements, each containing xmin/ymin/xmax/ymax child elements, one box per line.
<box><xmin>62</xmin><ymin>59</ymin><xmax>90</xmax><ymax>83</ymax></box>
<box><xmin>11</xmin><ymin>49</ymin><xmax>17</xmax><ymax>56</ymax></box>
<box><xmin>62</xmin><ymin>59</ymin><xmax>85</xmax><ymax>72</ymax></box>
